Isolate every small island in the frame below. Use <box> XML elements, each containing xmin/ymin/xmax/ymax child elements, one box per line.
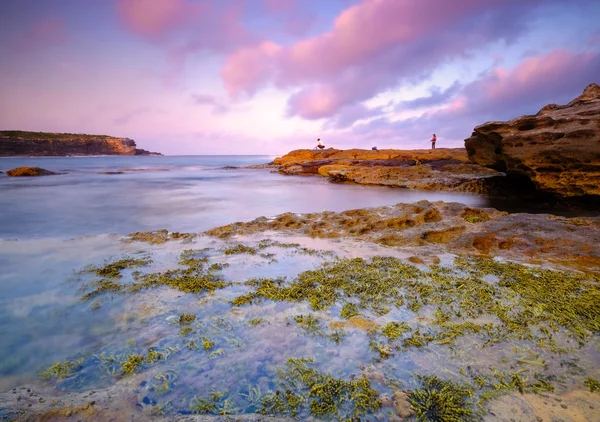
<box><xmin>0</xmin><ymin>130</ymin><xmax>162</xmax><ymax>156</ymax></box>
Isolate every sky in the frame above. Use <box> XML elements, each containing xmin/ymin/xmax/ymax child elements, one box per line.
<box><xmin>0</xmin><ymin>0</ymin><xmax>599</xmax><ymax>155</ymax></box>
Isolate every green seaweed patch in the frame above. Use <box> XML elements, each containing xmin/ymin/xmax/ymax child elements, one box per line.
<box><xmin>263</xmin><ymin>357</ymin><xmax>380</xmax><ymax>419</ymax></box>
<box><xmin>88</xmin><ymin>257</ymin><xmax>152</xmax><ymax>279</ymax></box>
<box><xmin>382</xmin><ymin>321</ymin><xmax>412</xmax><ymax>341</ymax></box>
<box><xmin>461</xmin><ymin>208</ymin><xmax>491</xmax><ymax>224</ymax></box>
<box><xmin>340</xmin><ymin>302</ymin><xmax>359</xmax><ymax>319</ymax></box>
<box><xmin>120</xmin><ymin>354</ymin><xmax>144</xmax><ymax>375</ymax></box>
<box><xmin>146</xmin><ymin>348</ymin><xmax>163</xmax><ymax>364</ymax></box>
<box><xmin>230</xmin><ymin>257</ymin><xmax>420</xmax><ymax>313</ymax></box>
<box><xmin>257</xmin><ymin>239</ymin><xmax>301</xmax><ymax>249</ymax></box>
<box><xmin>191</xmin><ymin>390</ymin><xmax>238</xmax><ymax>415</ymax></box>
<box><xmin>223</xmin><ymin>244</ymin><xmax>258</xmax><ymax>255</ymax></box>
<box><xmin>409</xmin><ymin>375</ymin><xmax>475</xmax><ymax>422</ymax></box>
<box><xmin>293</xmin><ymin>314</ymin><xmax>322</xmax><ymax>335</ymax></box>
<box><xmin>472</xmin><ymin>370</ymin><xmax>555</xmax><ymax>407</ymax></box>
<box><xmin>127</xmin><ymin>229</ymin><xmax>196</xmax><ymax>244</ymax></box>
<box><xmin>248</xmin><ymin>318</ymin><xmax>264</xmax><ymax>327</ymax></box>
<box><xmin>584</xmin><ymin>377</ymin><xmax>600</xmax><ymax>392</ymax></box>
<box><xmin>81</xmin><ymin>279</ymin><xmax>123</xmax><ymax>300</ymax></box>
<box><xmin>179</xmin><ymin>313</ymin><xmax>196</xmax><ymax>325</ymax></box>
<box><xmin>128</xmin><ymin>249</ymin><xmax>230</xmax><ymax>294</ymax></box>
<box><xmin>202</xmin><ymin>337</ymin><xmax>215</xmax><ymax>351</ymax></box>
<box><xmin>369</xmin><ymin>340</ymin><xmax>395</xmax><ymax>358</ymax></box>
<box><xmin>40</xmin><ymin>358</ymin><xmax>84</xmax><ymax>380</ymax></box>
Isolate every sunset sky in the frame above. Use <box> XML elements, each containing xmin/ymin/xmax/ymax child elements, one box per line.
<box><xmin>1</xmin><ymin>0</ymin><xmax>599</xmax><ymax>155</ymax></box>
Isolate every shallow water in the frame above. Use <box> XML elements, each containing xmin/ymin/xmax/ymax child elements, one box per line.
<box><xmin>1</xmin><ymin>155</ymin><xmax>492</xmax><ymax>239</ymax></box>
<box><xmin>0</xmin><ymin>234</ymin><xmax>598</xmax><ymax>420</ymax></box>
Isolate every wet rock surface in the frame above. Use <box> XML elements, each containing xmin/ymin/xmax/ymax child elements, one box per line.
<box><xmin>205</xmin><ymin>200</ymin><xmax>600</xmax><ymax>272</ymax></box>
<box><xmin>465</xmin><ymin>83</ymin><xmax>600</xmax><ymax>199</ymax></box>
<box><xmin>6</xmin><ymin>166</ymin><xmax>58</xmax><ymax>177</ymax></box>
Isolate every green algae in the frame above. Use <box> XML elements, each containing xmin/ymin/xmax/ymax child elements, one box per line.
<box><xmin>202</xmin><ymin>337</ymin><xmax>215</xmax><ymax>351</ymax></box>
<box><xmin>41</xmin><ymin>358</ymin><xmax>84</xmax><ymax>380</ymax></box>
<box><xmin>178</xmin><ymin>313</ymin><xmax>196</xmax><ymax>325</ymax></box>
<box><xmin>248</xmin><ymin>317</ymin><xmax>264</xmax><ymax>326</ymax></box>
<box><xmin>223</xmin><ymin>244</ymin><xmax>258</xmax><ymax>255</ymax></box>
<box><xmin>293</xmin><ymin>314</ymin><xmax>322</xmax><ymax>335</ymax></box>
<box><xmin>89</xmin><ymin>257</ymin><xmax>152</xmax><ymax>278</ymax></box>
<box><xmin>145</xmin><ymin>348</ymin><xmax>163</xmax><ymax>364</ymax></box>
<box><xmin>257</xmin><ymin>239</ymin><xmax>301</xmax><ymax>249</ymax></box>
<box><xmin>81</xmin><ymin>279</ymin><xmax>123</xmax><ymax>300</ymax></box>
<box><xmin>409</xmin><ymin>375</ymin><xmax>474</xmax><ymax>422</ymax></box>
<box><xmin>340</xmin><ymin>302</ymin><xmax>359</xmax><ymax>319</ymax></box>
<box><xmin>264</xmin><ymin>357</ymin><xmax>380</xmax><ymax>419</ymax></box>
<box><xmin>129</xmin><ymin>250</ymin><xmax>230</xmax><ymax>294</ymax></box>
<box><xmin>191</xmin><ymin>390</ymin><xmax>238</xmax><ymax>415</ymax></box>
<box><xmin>584</xmin><ymin>377</ymin><xmax>600</xmax><ymax>392</ymax></box>
<box><xmin>382</xmin><ymin>321</ymin><xmax>412</xmax><ymax>341</ymax></box>
<box><xmin>120</xmin><ymin>354</ymin><xmax>144</xmax><ymax>375</ymax></box>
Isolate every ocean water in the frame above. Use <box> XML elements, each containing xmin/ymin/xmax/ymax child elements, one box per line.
<box><xmin>0</xmin><ymin>155</ymin><xmax>489</xmax><ymax>239</ymax></box>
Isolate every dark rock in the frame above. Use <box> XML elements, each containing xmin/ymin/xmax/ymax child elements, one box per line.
<box><xmin>6</xmin><ymin>167</ymin><xmax>57</xmax><ymax>177</ymax></box>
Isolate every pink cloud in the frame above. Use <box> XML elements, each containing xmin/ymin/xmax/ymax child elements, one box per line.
<box><xmin>116</xmin><ymin>0</ymin><xmax>206</xmax><ymax>39</ymax></box>
<box><xmin>468</xmin><ymin>49</ymin><xmax>600</xmax><ymax>113</ymax></box>
<box><xmin>12</xmin><ymin>18</ymin><xmax>67</xmax><ymax>52</ymax></box>
<box><xmin>346</xmin><ymin>49</ymin><xmax>600</xmax><ymax>148</ymax></box>
<box><xmin>222</xmin><ymin>0</ymin><xmax>549</xmax><ymax>119</ymax></box>
<box><xmin>221</xmin><ymin>41</ymin><xmax>282</xmax><ymax>97</ymax></box>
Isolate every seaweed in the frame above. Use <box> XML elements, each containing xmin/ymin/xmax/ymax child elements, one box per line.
<box><xmin>262</xmin><ymin>357</ymin><xmax>381</xmax><ymax>419</ymax></box>
<box><xmin>178</xmin><ymin>313</ymin><xmax>196</xmax><ymax>324</ymax></box>
<box><xmin>382</xmin><ymin>321</ymin><xmax>412</xmax><ymax>341</ymax></box>
<box><xmin>40</xmin><ymin>358</ymin><xmax>84</xmax><ymax>380</ymax></box>
<box><xmin>223</xmin><ymin>244</ymin><xmax>258</xmax><ymax>255</ymax></box>
<box><xmin>340</xmin><ymin>303</ymin><xmax>359</xmax><ymax>319</ymax></box>
<box><xmin>120</xmin><ymin>354</ymin><xmax>144</xmax><ymax>375</ymax></box>
<box><xmin>248</xmin><ymin>317</ymin><xmax>264</xmax><ymax>327</ymax></box>
<box><xmin>409</xmin><ymin>375</ymin><xmax>474</xmax><ymax>422</ymax></box>
<box><xmin>584</xmin><ymin>377</ymin><xmax>600</xmax><ymax>392</ymax></box>
<box><xmin>202</xmin><ymin>337</ymin><xmax>215</xmax><ymax>351</ymax></box>
<box><xmin>88</xmin><ymin>257</ymin><xmax>152</xmax><ymax>279</ymax></box>
<box><xmin>293</xmin><ymin>314</ymin><xmax>322</xmax><ymax>335</ymax></box>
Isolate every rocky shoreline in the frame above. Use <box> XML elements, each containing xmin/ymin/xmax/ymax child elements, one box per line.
<box><xmin>267</xmin><ymin>84</ymin><xmax>600</xmax><ymax>207</ymax></box>
<box><xmin>0</xmin><ymin>131</ymin><xmax>162</xmax><ymax>157</ymax></box>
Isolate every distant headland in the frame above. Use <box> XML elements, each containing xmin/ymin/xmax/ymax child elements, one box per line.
<box><xmin>0</xmin><ymin>131</ymin><xmax>162</xmax><ymax>156</ymax></box>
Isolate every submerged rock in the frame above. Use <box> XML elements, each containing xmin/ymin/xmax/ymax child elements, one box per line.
<box><xmin>465</xmin><ymin>83</ymin><xmax>600</xmax><ymax>200</ymax></box>
<box><xmin>6</xmin><ymin>166</ymin><xmax>58</xmax><ymax>177</ymax></box>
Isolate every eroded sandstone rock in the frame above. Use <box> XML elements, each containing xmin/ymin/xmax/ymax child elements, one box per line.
<box><xmin>6</xmin><ymin>166</ymin><xmax>57</xmax><ymax>177</ymax></box>
<box><xmin>465</xmin><ymin>83</ymin><xmax>600</xmax><ymax>199</ymax></box>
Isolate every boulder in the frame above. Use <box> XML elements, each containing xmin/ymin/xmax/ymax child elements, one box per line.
<box><xmin>6</xmin><ymin>167</ymin><xmax>58</xmax><ymax>177</ymax></box>
<box><xmin>464</xmin><ymin>83</ymin><xmax>600</xmax><ymax>198</ymax></box>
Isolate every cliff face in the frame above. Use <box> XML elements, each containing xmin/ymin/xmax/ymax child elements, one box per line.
<box><xmin>0</xmin><ymin>131</ymin><xmax>162</xmax><ymax>156</ymax></box>
<box><xmin>464</xmin><ymin>83</ymin><xmax>600</xmax><ymax>199</ymax></box>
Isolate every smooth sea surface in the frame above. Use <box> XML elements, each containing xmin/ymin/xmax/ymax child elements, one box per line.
<box><xmin>0</xmin><ymin>155</ymin><xmax>490</xmax><ymax>239</ymax></box>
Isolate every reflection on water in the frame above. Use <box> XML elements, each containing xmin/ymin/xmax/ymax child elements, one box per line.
<box><xmin>0</xmin><ymin>155</ymin><xmax>490</xmax><ymax>239</ymax></box>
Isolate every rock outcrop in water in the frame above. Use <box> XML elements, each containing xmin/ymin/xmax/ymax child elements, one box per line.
<box><xmin>6</xmin><ymin>167</ymin><xmax>58</xmax><ymax>177</ymax></box>
<box><xmin>0</xmin><ymin>131</ymin><xmax>162</xmax><ymax>156</ymax></box>
<box><xmin>271</xmin><ymin>148</ymin><xmax>514</xmax><ymax>195</ymax></box>
<box><xmin>464</xmin><ymin>83</ymin><xmax>600</xmax><ymax>200</ymax></box>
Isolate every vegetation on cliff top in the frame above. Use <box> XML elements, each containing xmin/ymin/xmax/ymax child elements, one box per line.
<box><xmin>0</xmin><ymin>130</ymin><xmax>120</xmax><ymax>140</ymax></box>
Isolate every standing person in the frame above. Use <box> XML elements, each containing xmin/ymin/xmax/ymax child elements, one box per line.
<box><xmin>430</xmin><ymin>134</ymin><xmax>437</xmax><ymax>150</ymax></box>
<box><xmin>317</xmin><ymin>138</ymin><xmax>325</xmax><ymax>150</ymax></box>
